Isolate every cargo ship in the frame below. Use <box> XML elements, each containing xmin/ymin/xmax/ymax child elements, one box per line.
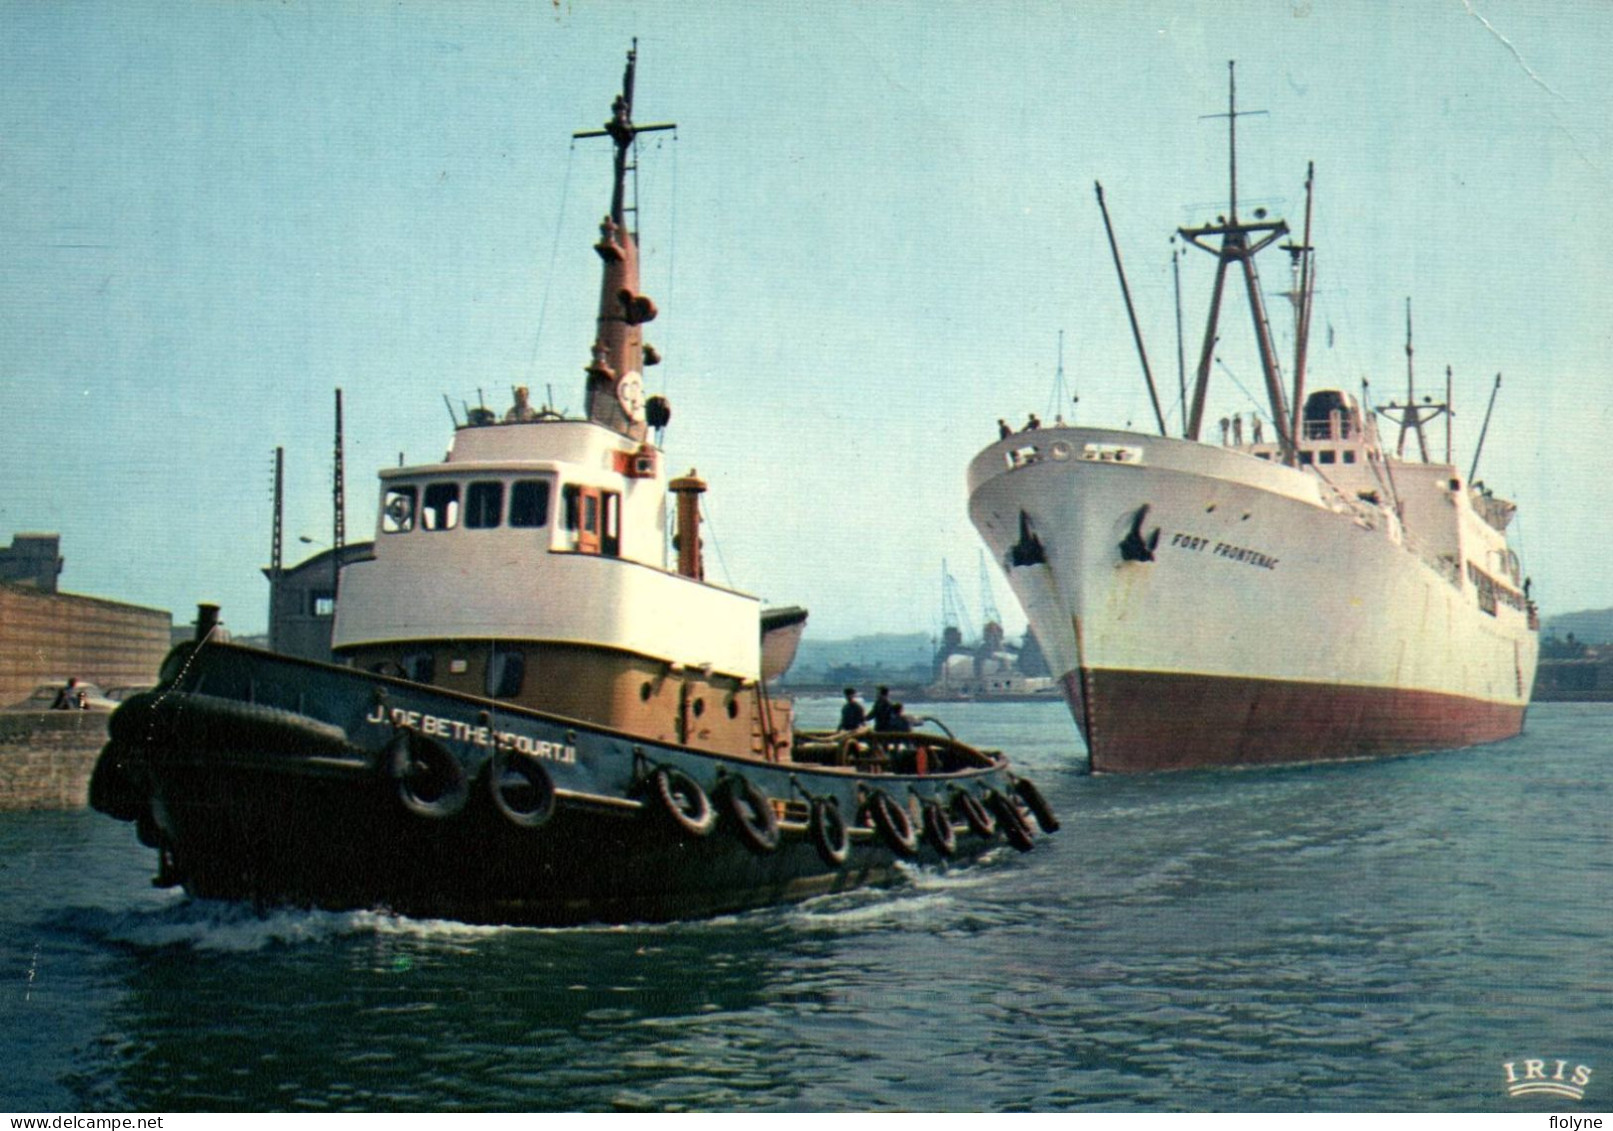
<box><xmin>967</xmin><ymin>65</ymin><xmax>1538</xmax><ymax>773</ymax></box>
<box><xmin>90</xmin><ymin>45</ymin><xmax>1056</xmax><ymax>924</ymax></box>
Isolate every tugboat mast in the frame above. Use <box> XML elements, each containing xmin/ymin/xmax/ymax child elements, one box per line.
<box><xmin>1179</xmin><ymin>61</ymin><xmax>1296</xmax><ymax>463</ymax></box>
<box><xmin>572</xmin><ymin>41</ymin><xmax>675</xmax><ymax>443</ymax></box>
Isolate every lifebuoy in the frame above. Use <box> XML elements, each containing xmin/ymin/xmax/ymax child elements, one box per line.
<box><xmin>388</xmin><ymin>729</ymin><xmax>469</xmax><ymax>819</ymax></box>
<box><xmin>488</xmin><ymin>744</ymin><xmax>556</xmax><ymax>829</ymax></box>
<box><xmin>986</xmin><ymin>789</ymin><xmax>1034</xmax><ymax>852</ymax></box>
<box><xmin>1014</xmin><ymin>777</ymin><xmax>1060</xmax><ymax>833</ymax></box>
<box><xmin>722</xmin><ymin>776</ymin><xmax>780</xmax><ymax>854</ymax></box>
<box><xmin>651</xmin><ymin>767</ymin><xmax>716</xmax><ymax>837</ymax></box>
<box><xmin>809</xmin><ymin>796</ymin><xmax>850</xmax><ymax>867</ymax></box>
<box><xmin>866</xmin><ymin>790</ymin><xmax>919</xmax><ymax>857</ymax></box>
<box><xmin>953</xmin><ymin>790</ymin><xmax>996</xmax><ymax>838</ymax></box>
<box><xmin>921</xmin><ymin>799</ymin><xmax>956</xmax><ymax>857</ymax></box>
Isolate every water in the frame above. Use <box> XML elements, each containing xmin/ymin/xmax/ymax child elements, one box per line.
<box><xmin>2</xmin><ymin>701</ymin><xmax>1609</xmax><ymax>1112</ymax></box>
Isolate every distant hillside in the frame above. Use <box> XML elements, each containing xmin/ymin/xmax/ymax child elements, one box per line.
<box><xmin>782</xmin><ymin>632</ymin><xmax>933</xmax><ymax>686</ymax></box>
<box><xmin>1542</xmin><ymin>608</ymin><xmax>1613</xmax><ymax>645</ymax></box>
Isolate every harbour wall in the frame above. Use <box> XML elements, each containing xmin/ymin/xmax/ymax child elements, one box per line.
<box><xmin>0</xmin><ymin>712</ymin><xmax>106</xmax><ymax>810</ymax></box>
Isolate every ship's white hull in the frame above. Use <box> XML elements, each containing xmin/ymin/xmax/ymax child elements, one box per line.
<box><xmin>968</xmin><ymin>427</ymin><xmax>1538</xmax><ymax>772</ymax></box>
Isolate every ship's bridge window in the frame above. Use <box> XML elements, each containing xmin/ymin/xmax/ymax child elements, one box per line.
<box><xmin>381</xmin><ymin>486</ymin><xmax>417</xmax><ymax>534</ymax></box>
<box><xmin>1299</xmin><ymin>450</ymin><xmax>1315</xmax><ymax>465</ymax></box>
<box><xmin>561</xmin><ymin>484</ymin><xmax>621</xmax><ymax>558</ymax></box>
<box><xmin>1318</xmin><ymin>450</ymin><xmax>1336</xmax><ymax>465</ymax></box>
<box><xmin>1343</xmin><ymin>451</ymin><xmax>1357</xmax><ymax>465</ymax></box>
<box><xmin>422</xmin><ymin>483</ymin><xmax>460</xmax><ymax>531</ymax></box>
<box><xmin>466</xmin><ymin>481</ymin><xmax>504</xmax><ymax>529</ymax></box>
<box><xmin>509</xmin><ymin>479</ymin><xmax>551</xmax><ymax>528</ymax></box>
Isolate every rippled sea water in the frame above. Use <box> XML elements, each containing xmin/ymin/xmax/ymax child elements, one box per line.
<box><xmin>2</xmin><ymin>700</ymin><xmax>1608</xmax><ymax>1112</ymax></box>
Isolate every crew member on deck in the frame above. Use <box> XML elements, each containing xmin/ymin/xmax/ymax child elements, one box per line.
<box><xmin>868</xmin><ymin>685</ymin><xmax>896</xmax><ymax>731</ymax></box>
<box><xmin>839</xmin><ymin>687</ymin><xmax>867</xmax><ymax>732</ymax></box>
<box><xmin>505</xmin><ymin>385</ymin><xmax>539</xmax><ymax>422</ymax></box>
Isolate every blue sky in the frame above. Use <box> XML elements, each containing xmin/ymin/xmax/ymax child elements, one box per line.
<box><xmin>2</xmin><ymin>1</ymin><xmax>1609</xmax><ymax>640</ymax></box>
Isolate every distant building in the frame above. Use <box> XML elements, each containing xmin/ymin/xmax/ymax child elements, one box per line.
<box><xmin>263</xmin><ymin>543</ymin><xmax>375</xmax><ymax>663</ymax></box>
<box><xmin>0</xmin><ymin>534</ymin><xmax>170</xmax><ymax>705</ymax></box>
<box><xmin>0</xmin><ymin>533</ymin><xmax>64</xmax><ymax>593</ymax></box>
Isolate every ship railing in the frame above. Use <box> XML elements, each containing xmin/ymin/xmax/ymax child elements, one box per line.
<box><xmin>792</xmin><ymin>728</ymin><xmax>997</xmax><ymax>774</ymax></box>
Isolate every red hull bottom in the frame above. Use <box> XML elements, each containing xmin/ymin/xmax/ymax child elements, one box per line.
<box><xmin>1060</xmin><ymin>668</ymin><xmax>1528</xmax><ymax>774</ymax></box>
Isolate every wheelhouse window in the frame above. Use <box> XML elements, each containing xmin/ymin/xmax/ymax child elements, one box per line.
<box><xmin>1299</xmin><ymin>450</ymin><xmax>1315</xmax><ymax>465</ymax></box>
<box><xmin>1343</xmin><ymin>450</ymin><xmax>1357</xmax><ymax>464</ymax></box>
<box><xmin>561</xmin><ymin>484</ymin><xmax>620</xmax><ymax>557</ymax></box>
<box><xmin>401</xmin><ymin>650</ymin><xmax>435</xmax><ymax>683</ymax></box>
<box><xmin>422</xmin><ymin>483</ymin><xmax>460</xmax><ymax>531</ymax></box>
<box><xmin>1318</xmin><ymin>450</ymin><xmax>1336</xmax><ymax>465</ymax></box>
<box><xmin>310</xmin><ymin>591</ymin><xmax>335</xmax><ymax>618</ymax></box>
<box><xmin>466</xmin><ymin>481</ymin><xmax>503</xmax><ymax>529</ymax></box>
<box><xmin>381</xmin><ymin>486</ymin><xmax>417</xmax><ymax>533</ymax></box>
<box><xmin>510</xmin><ymin>480</ymin><xmax>550</xmax><ymax>528</ymax></box>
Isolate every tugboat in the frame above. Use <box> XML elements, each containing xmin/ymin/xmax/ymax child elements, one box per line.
<box><xmin>89</xmin><ymin>45</ymin><xmax>1057</xmax><ymax>926</ymax></box>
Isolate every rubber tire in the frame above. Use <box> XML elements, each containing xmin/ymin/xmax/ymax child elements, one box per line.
<box><xmin>1014</xmin><ymin>776</ymin><xmax>1060</xmax><ymax>833</ymax></box>
<box><xmin>867</xmin><ymin>790</ymin><xmax>919</xmax><ymax>857</ymax></box>
<box><xmin>954</xmin><ymin>790</ymin><xmax>996</xmax><ymax>838</ymax></box>
<box><xmin>722</xmin><ymin>777</ymin><xmax>781</xmax><ymax>855</ymax></box>
<box><xmin>809</xmin><ymin>797</ymin><xmax>850</xmax><ymax>867</ymax></box>
<box><xmin>652</xmin><ymin>767</ymin><xmax>717</xmax><ymax>838</ymax></box>
<box><xmin>922</xmin><ymin>799</ymin><xmax>957</xmax><ymax>858</ymax></box>
<box><xmin>388</xmin><ymin>730</ymin><xmax>469</xmax><ymax>819</ymax></box>
<box><xmin>488</xmin><ymin>745</ymin><xmax>557</xmax><ymax>829</ymax></box>
<box><xmin>986</xmin><ymin>789</ymin><xmax>1035</xmax><ymax>852</ymax></box>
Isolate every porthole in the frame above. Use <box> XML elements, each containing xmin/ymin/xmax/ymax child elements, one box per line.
<box><xmin>726</xmin><ymin>698</ymin><xmax>739</xmax><ymax>719</ymax></box>
<box><xmin>692</xmin><ymin>698</ymin><xmax>705</xmax><ymax>718</ymax></box>
<box><xmin>640</xmin><ymin>681</ymin><xmax>653</xmax><ymax>702</ymax></box>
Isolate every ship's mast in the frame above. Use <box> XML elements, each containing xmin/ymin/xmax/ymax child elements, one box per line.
<box><xmin>1179</xmin><ymin>62</ymin><xmax>1295</xmax><ymax>462</ymax></box>
<box><xmin>1375</xmin><ymin>297</ymin><xmax>1450</xmax><ymax>466</ymax></box>
<box><xmin>573</xmin><ymin>42</ymin><xmax>675</xmax><ymax>443</ymax></box>
<box><xmin>1284</xmin><ymin>163</ymin><xmax>1316</xmax><ymax>451</ymax></box>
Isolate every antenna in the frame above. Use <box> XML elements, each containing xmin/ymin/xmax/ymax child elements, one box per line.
<box><xmin>333</xmin><ymin>388</ymin><xmax>346</xmax><ymax>606</ymax></box>
<box><xmin>270</xmin><ymin>446</ymin><xmax>284</xmax><ymax>652</ymax></box>
<box><xmin>271</xmin><ymin>446</ymin><xmax>284</xmax><ymax>580</ymax></box>
<box><xmin>1094</xmin><ymin>181</ymin><xmax>1168</xmax><ymax>436</ymax></box>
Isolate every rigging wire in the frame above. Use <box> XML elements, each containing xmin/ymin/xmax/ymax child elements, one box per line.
<box><xmin>525</xmin><ymin>141</ymin><xmax>578</xmax><ymax>382</ymax></box>
<box><xmin>659</xmin><ymin>130</ymin><xmax>679</xmax><ymax>404</ymax></box>
<box><xmin>698</xmin><ymin>498</ymin><xmax>735</xmax><ymax>590</ymax></box>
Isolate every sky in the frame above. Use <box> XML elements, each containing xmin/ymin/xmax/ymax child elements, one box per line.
<box><xmin>2</xmin><ymin>0</ymin><xmax>1610</xmax><ymax>642</ymax></box>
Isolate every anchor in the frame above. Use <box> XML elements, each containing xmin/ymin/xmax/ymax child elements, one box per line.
<box><xmin>1008</xmin><ymin>510</ymin><xmax>1047</xmax><ymax>567</ymax></box>
<box><xmin>1118</xmin><ymin>504</ymin><xmax>1161</xmax><ymax>562</ymax></box>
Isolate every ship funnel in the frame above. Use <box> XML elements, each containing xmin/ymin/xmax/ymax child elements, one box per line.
<box><xmin>669</xmin><ymin>470</ymin><xmax>707</xmax><ymax>580</ymax></box>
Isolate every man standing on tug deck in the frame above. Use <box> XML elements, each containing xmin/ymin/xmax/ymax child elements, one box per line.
<box><xmin>838</xmin><ymin>687</ymin><xmax>867</xmax><ymax>732</ymax></box>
